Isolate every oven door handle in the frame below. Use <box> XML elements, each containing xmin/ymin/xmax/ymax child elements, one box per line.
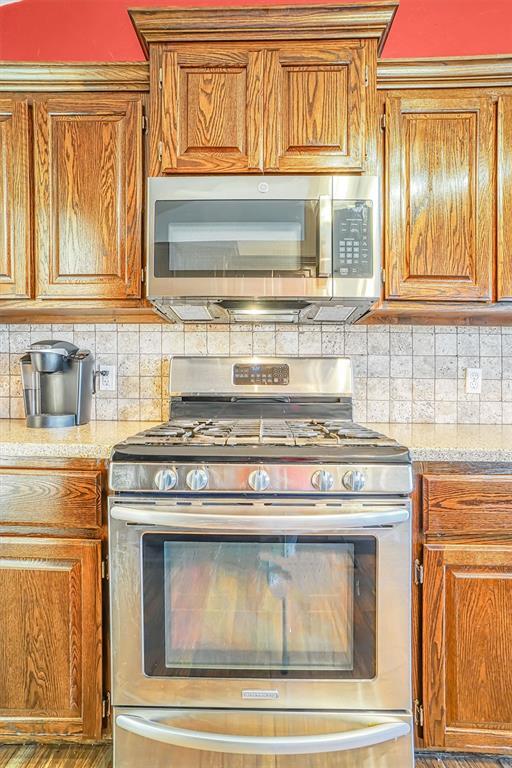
<box><xmin>116</xmin><ymin>714</ymin><xmax>410</xmax><ymax>755</ymax></box>
<box><xmin>110</xmin><ymin>504</ymin><xmax>409</xmax><ymax>530</ymax></box>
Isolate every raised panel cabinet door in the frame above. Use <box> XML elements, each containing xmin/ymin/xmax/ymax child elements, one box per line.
<box><xmin>264</xmin><ymin>42</ymin><xmax>367</xmax><ymax>172</ymax></box>
<box><xmin>0</xmin><ymin>97</ymin><xmax>31</xmax><ymax>298</ymax></box>
<box><xmin>498</xmin><ymin>95</ymin><xmax>512</xmax><ymax>300</ymax></box>
<box><xmin>0</xmin><ymin>537</ymin><xmax>102</xmax><ymax>739</ymax></box>
<box><xmin>423</xmin><ymin>544</ymin><xmax>512</xmax><ymax>751</ymax></box>
<box><xmin>156</xmin><ymin>46</ymin><xmax>264</xmax><ymax>173</ymax></box>
<box><xmin>34</xmin><ymin>95</ymin><xmax>142</xmax><ymax>299</ymax></box>
<box><xmin>385</xmin><ymin>94</ymin><xmax>494</xmax><ymax>301</ymax></box>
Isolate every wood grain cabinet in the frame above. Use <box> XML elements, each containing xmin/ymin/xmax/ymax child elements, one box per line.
<box><xmin>0</xmin><ymin>96</ymin><xmax>31</xmax><ymax>299</ymax></box>
<box><xmin>153</xmin><ymin>41</ymin><xmax>370</xmax><ymax>174</ymax></box>
<box><xmin>423</xmin><ymin>543</ymin><xmax>512</xmax><ymax>751</ymax></box>
<box><xmin>384</xmin><ymin>93</ymin><xmax>495</xmax><ymax>301</ymax></box>
<box><xmin>33</xmin><ymin>94</ymin><xmax>143</xmax><ymax>299</ymax></box>
<box><xmin>498</xmin><ymin>94</ymin><xmax>512</xmax><ymax>301</ymax></box>
<box><xmin>0</xmin><ymin>537</ymin><xmax>102</xmax><ymax>739</ymax></box>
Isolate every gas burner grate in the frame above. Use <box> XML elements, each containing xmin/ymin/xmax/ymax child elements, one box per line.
<box><xmin>127</xmin><ymin>418</ymin><xmax>393</xmax><ymax>448</ymax></box>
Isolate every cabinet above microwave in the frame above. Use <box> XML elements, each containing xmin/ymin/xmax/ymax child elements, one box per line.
<box><xmin>146</xmin><ymin>175</ymin><xmax>380</xmax><ymax>324</ymax></box>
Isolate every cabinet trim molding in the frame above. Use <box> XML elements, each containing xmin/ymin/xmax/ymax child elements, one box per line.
<box><xmin>0</xmin><ymin>62</ymin><xmax>149</xmax><ymax>92</ymax></box>
<box><xmin>378</xmin><ymin>54</ymin><xmax>512</xmax><ymax>89</ymax></box>
<box><xmin>129</xmin><ymin>2</ymin><xmax>398</xmax><ymax>55</ymax></box>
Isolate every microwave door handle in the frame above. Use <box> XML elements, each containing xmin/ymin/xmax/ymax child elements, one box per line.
<box><xmin>116</xmin><ymin>714</ymin><xmax>410</xmax><ymax>755</ymax></box>
<box><xmin>318</xmin><ymin>194</ymin><xmax>332</xmax><ymax>277</ymax></box>
<box><xmin>110</xmin><ymin>504</ymin><xmax>409</xmax><ymax>530</ymax></box>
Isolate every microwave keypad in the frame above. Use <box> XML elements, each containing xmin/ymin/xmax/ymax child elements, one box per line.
<box><xmin>233</xmin><ymin>364</ymin><xmax>289</xmax><ymax>385</ymax></box>
<box><xmin>334</xmin><ymin>201</ymin><xmax>373</xmax><ymax>278</ymax></box>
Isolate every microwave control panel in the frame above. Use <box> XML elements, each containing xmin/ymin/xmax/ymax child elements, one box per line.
<box><xmin>333</xmin><ymin>201</ymin><xmax>373</xmax><ymax>278</ymax></box>
<box><xmin>233</xmin><ymin>363</ymin><xmax>290</xmax><ymax>386</ymax></box>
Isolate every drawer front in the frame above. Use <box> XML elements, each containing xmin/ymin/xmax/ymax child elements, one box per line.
<box><xmin>423</xmin><ymin>474</ymin><xmax>512</xmax><ymax>534</ymax></box>
<box><xmin>0</xmin><ymin>469</ymin><xmax>102</xmax><ymax>530</ymax></box>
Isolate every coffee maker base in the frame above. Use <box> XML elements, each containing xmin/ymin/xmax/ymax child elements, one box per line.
<box><xmin>26</xmin><ymin>413</ymin><xmax>77</xmax><ymax>428</ymax></box>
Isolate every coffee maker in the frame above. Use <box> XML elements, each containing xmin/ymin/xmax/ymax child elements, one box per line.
<box><xmin>20</xmin><ymin>340</ymin><xmax>95</xmax><ymax>428</ymax></box>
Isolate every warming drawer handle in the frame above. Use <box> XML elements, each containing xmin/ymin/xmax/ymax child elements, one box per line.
<box><xmin>110</xmin><ymin>504</ymin><xmax>409</xmax><ymax>530</ymax></box>
<box><xmin>116</xmin><ymin>714</ymin><xmax>410</xmax><ymax>755</ymax></box>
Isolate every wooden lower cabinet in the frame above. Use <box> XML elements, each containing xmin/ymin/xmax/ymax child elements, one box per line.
<box><xmin>422</xmin><ymin>542</ymin><xmax>512</xmax><ymax>751</ymax></box>
<box><xmin>0</xmin><ymin>537</ymin><xmax>102</xmax><ymax>740</ymax></box>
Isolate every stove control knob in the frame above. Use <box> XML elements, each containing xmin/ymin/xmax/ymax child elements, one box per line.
<box><xmin>186</xmin><ymin>468</ymin><xmax>209</xmax><ymax>491</ymax></box>
<box><xmin>248</xmin><ymin>469</ymin><xmax>270</xmax><ymax>492</ymax></box>
<box><xmin>154</xmin><ymin>468</ymin><xmax>177</xmax><ymax>491</ymax></box>
<box><xmin>311</xmin><ymin>469</ymin><xmax>335</xmax><ymax>492</ymax></box>
<box><xmin>343</xmin><ymin>470</ymin><xmax>366</xmax><ymax>492</ymax></box>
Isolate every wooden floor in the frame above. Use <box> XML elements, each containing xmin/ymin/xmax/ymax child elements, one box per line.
<box><xmin>1</xmin><ymin>746</ymin><xmax>512</xmax><ymax>767</ymax></box>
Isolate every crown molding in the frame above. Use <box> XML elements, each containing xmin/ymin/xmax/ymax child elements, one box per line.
<box><xmin>0</xmin><ymin>62</ymin><xmax>149</xmax><ymax>92</ymax></box>
<box><xmin>129</xmin><ymin>2</ymin><xmax>399</xmax><ymax>56</ymax></box>
<box><xmin>377</xmin><ymin>55</ymin><xmax>512</xmax><ymax>89</ymax></box>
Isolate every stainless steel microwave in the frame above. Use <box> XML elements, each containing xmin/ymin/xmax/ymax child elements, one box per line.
<box><xmin>147</xmin><ymin>175</ymin><xmax>380</xmax><ymax>324</ymax></box>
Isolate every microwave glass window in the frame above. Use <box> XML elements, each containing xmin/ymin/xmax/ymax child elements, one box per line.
<box><xmin>154</xmin><ymin>200</ymin><xmax>321</xmax><ymax>278</ymax></box>
<box><xmin>142</xmin><ymin>534</ymin><xmax>376</xmax><ymax>680</ymax></box>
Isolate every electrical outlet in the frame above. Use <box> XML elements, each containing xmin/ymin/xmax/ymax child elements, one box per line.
<box><xmin>98</xmin><ymin>364</ymin><xmax>117</xmax><ymax>392</ymax></box>
<box><xmin>465</xmin><ymin>367</ymin><xmax>482</xmax><ymax>395</ymax></box>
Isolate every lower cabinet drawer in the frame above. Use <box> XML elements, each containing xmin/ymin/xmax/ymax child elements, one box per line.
<box><xmin>0</xmin><ymin>468</ymin><xmax>102</xmax><ymax>530</ymax></box>
<box><xmin>113</xmin><ymin>709</ymin><xmax>413</xmax><ymax>768</ymax></box>
<box><xmin>423</xmin><ymin>474</ymin><xmax>512</xmax><ymax>534</ymax></box>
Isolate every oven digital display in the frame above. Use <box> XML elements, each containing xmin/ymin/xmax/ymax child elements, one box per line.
<box><xmin>233</xmin><ymin>363</ymin><xmax>289</xmax><ymax>385</ymax></box>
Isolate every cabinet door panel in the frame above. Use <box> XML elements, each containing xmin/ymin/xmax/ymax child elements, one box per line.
<box><xmin>385</xmin><ymin>94</ymin><xmax>494</xmax><ymax>301</ymax></box>
<box><xmin>34</xmin><ymin>95</ymin><xmax>142</xmax><ymax>299</ymax></box>
<box><xmin>498</xmin><ymin>95</ymin><xmax>512</xmax><ymax>300</ymax></box>
<box><xmin>264</xmin><ymin>42</ymin><xmax>366</xmax><ymax>172</ymax></box>
<box><xmin>0</xmin><ymin>538</ymin><xmax>102</xmax><ymax>739</ymax></box>
<box><xmin>159</xmin><ymin>47</ymin><xmax>263</xmax><ymax>173</ymax></box>
<box><xmin>423</xmin><ymin>544</ymin><xmax>512</xmax><ymax>751</ymax></box>
<box><xmin>0</xmin><ymin>97</ymin><xmax>31</xmax><ymax>298</ymax></box>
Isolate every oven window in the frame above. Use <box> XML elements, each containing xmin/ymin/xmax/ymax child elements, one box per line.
<box><xmin>142</xmin><ymin>535</ymin><xmax>376</xmax><ymax>680</ymax></box>
<box><xmin>153</xmin><ymin>200</ymin><xmax>322</xmax><ymax>278</ymax></box>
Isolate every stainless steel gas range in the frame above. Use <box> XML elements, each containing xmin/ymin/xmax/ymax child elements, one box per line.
<box><xmin>108</xmin><ymin>357</ymin><xmax>414</xmax><ymax>768</ymax></box>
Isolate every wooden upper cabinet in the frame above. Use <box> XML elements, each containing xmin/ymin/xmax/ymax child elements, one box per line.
<box><xmin>0</xmin><ymin>97</ymin><xmax>31</xmax><ymax>299</ymax></box>
<box><xmin>0</xmin><ymin>537</ymin><xmax>102</xmax><ymax>739</ymax></box>
<box><xmin>157</xmin><ymin>46</ymin><xmax>264</xmax><ymax>173</ymax></box>
<box><xmin>385</xmin><ymin>93</ymin><xmax>494</xmax><ymax>301</ymax></box>
<box><xmin>264</xmin><ymin>42</ymin><xmax>367</xmax><ymax>172</ymax></box>
<box><xmin>498</xmin><ymin>94</ymin><xmax>512</xmax><ymax>301</ymax></box>
<box><xmin>34</xmin><ymin>95</ymin><xmax>143</xmax><ymax>299</ymax></box>
<box><xmin>423</xmin><ymin>544</ymin><xmax>512</xmax><ymax>751</ymax></box>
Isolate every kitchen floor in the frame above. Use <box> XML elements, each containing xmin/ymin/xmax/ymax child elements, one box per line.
<box><xmin>0</xmin><ymin>746</ymin><xmax>511</xmax><ymax>767</ymax></box>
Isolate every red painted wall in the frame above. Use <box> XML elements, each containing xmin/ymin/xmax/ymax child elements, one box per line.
<box><xmin>0</xmin><ymin>0</ymin><xmax>511</xmax><ymax>62</ymax></box>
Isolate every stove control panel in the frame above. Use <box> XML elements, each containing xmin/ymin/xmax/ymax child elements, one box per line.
<box><xmin>233</xmin><ymin>363</ymin><xmax>289</xmax><ymax>386</ymax></box>
<box><xmin>110</xmin><ymin>463</ymin><xmax>413</xmax><ymax>495</ymax></box>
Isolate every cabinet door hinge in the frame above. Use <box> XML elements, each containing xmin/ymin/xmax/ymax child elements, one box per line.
<box><xmin>381</xmin><ymin>268</ymin><xmax>386</xmax><ymax>285</ymax></box>
<box><xmin>101</xmin><ymin>558</ymin><xmax>109</xmax><ymax>581</ymax></box>
<box><xmin>141</xmin><ymin>268</ymin><xmax>145</xmax><ymax>284</ymax></box>
<box><xmin>158</xmin><ymin>66</ymin><xmax>163</xmax><ymax>90</ymax></box>
<box><xmin>364</xmin><ymin>65</ymin><xmax>369</xmax><ymax>87</ymax></box>
<box><xmin>414</xmin><ymin>559</ymin><xmax>424</xmax><ymax>586</ymax></box>
<box><xmin>158</xmin><ymin>141</ymin><xmax>163</xmax><ymax>162</ymax></box>
<box><xmin>102</xmin><ymin>691</ymin><xmax>111</xmax><ymax>719</ymax></box>
<box><xmin>414</xmin><ymin>699</ymin><xmax>424</xmax><ymax>728</ymax></box>
<box><xmin>380</xmin><ymin>113</ymin><xmax>386</xmax><ymax>131</ymax></box>
<box><xmin>142</xmin><ymin>113</ymin><xmax>148</xmax><ymax>134</ymax></box>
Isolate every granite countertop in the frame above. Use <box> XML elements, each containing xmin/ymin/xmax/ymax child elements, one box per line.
<box><xmin>1</xmin><ymin>419</ymin><xmax>512</xmax><ymax>463</ymax></box>
<box><xmin>0</xmin><ymin>420</ymin><xmax>160</xmax><ymax>460</ymax></box>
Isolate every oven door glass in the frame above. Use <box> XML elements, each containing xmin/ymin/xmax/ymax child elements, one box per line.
<box><xmin>142</xmin><ymin>534</ymin><xmax>376</xmax><ymax>680</ymax></box>
<box><xmin>154</xmin><ymin>200</ymin><xmax>325</xmax><ymax>278</ymax></box>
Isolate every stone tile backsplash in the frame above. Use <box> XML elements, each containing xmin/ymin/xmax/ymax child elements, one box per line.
<box><xmin>2</xmin><ymin>322</ymin><xmax>512</xmax><ymax>424</ymax></box>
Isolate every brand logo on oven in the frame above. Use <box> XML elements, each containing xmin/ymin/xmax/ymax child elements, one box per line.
<box><xmin>242</xmin><ymin>689</ymin><xmax>280</xmax><ymax>700</ymax></box>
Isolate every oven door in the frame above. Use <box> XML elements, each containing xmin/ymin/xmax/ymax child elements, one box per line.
<box><xmin>114</xmin><ymin>708</ymin><xmax>413</xmax><ymax>768</ymax></box>
<box><xmin>147</xmin><ymin>176</ymin><xmax>333</xmax><ymax>299</ymax></box>
<box><xmin>109</xmin><ymin>499</ymin><xmax>411</xmax><ymax>711</ymax></box>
